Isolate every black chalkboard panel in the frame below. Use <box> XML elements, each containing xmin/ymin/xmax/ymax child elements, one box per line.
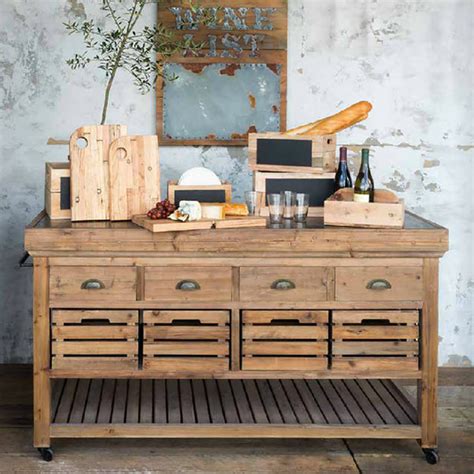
<box><xmin>257</xmin><ymin>139</ymin><xmax>312</xmax><ymax>167</ymax></box>
<box><xmin>266</xmin><ymin>178</ymin><xmax>335</xmax><ymax>207</ymax></box>
<box><xmin>60</xmin><ymin>177</ymin><xmax>71</xmax><ymax>210</ymax></box>
<box><xmin>174</xmin><ymin>189</ymin><xmax>226</xmax><ymax>204</ymax></box>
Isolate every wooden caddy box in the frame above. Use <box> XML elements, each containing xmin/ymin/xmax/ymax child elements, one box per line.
<box><xmin>45</xmin><ymin>163</ymin><xmax>71</xmax><ymax>220</ymax></box>
<box><xmin>167</xmin><ymin>180</ymin><xmax>232</xmax><ymax>205</ymax></box>
<box><xmin>248</xmin><ymin>132</ymin><xmax>337</xmax><ymax>174</ymax></box>
<box><xmin>254</xmin><ymin>171</ymin><xmax>335</xmax><ymax>217</ymax></box>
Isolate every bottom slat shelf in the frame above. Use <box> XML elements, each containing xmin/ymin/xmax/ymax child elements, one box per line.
<box><xmin>51</xmin><ymin>378</ymin><xmax>420</xmax><ymax>439</ymax></box>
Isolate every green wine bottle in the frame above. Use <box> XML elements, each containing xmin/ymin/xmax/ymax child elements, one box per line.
<box><xmin>354</xmin><ymin>148</ymin><xmax>374</xmax><ymax>202</ymax></box>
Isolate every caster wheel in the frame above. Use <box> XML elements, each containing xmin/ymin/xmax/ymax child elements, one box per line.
<box><xmin>423</xmin><ymin>448</ymin><xmax>439</xmax><ymax>465</ymax></box>
<box><xmin>38</xmin><ymin>447</ymin><xmax>54</xmax><ymax>462</ymax></box>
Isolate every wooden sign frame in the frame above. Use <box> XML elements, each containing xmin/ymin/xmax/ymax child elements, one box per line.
<box><xmin>156</xmin><ymin>1</ymin><xmax>288</xmax><ymax>146</ymax></box>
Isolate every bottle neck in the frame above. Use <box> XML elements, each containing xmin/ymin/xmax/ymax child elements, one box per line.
<box><xmin>360</xmin><ymin>155</ymin><xmax>370</xmax><ymax>170</ymax></box>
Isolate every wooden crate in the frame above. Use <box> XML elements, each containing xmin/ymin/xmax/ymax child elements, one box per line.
<box><xmin>45</xmin><ymin>163</ymin><xmax>71</xmax><ymax>220</ymax></box>
<box><xmin>51</xmin><ymin>310</ymin><xmax>139</xmax><ymax>370</ymax></box>
<box><xmin>248</xmin><ymin>132</ymin><xmax>336</xmax><ymax>173</ymax></box>
<box><xmin>242</xmin><ymin>310</ymin><xmax>329</xmax><ymax>370</ymax></box>
<box><xmin>254</xmin><ymin>171</ymin><xmax>335</xmax><ymax>217</ymax></box>
<box><xmin>143</xmin><ymin>310</ymin><xmax>230</xmax><ymax>372</ymax></box>
<box><xmin>331</xmin><ymin>310</ymin><xmax>419</xmax><ymax>372</ymax></box>
<box><xmin>324</xmin><ymin>188</ymin><xmax>405</xmax><ymax>228</ymax></box>
<box><xmin>167</xmin><ymin>180</ymin><xmax>232</xmax><ymax>205</ymax></box>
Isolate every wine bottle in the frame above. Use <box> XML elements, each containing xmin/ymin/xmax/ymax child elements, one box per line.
<box><xmin>354</xmin><ymin>148</ymin><xmax>374</xmax><ymax>202</ymax></box>
<box><xmin>334</xmin><ymin>147</ymin><xmax>352</xmax><ymax>191</ymax></box>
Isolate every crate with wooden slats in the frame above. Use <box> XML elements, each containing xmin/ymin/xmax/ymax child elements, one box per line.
<box><xmin>331</xmin><ymin>311</ymin><xmax>420</xmax><ymax>372</ymax></box>
<box><xmin>51</xmin><ymin>310</ymin><xmax>139</xmax><ymax>370</ymax></box>
<box><xmin>241</xmin><ymin>310</ymin><xmax>329</xmax><ymax>371</ymax></box>
<box><xmin>143</xmin><ymin>310</ymin><xmax>231</xmax><ymax>372</ymax></box>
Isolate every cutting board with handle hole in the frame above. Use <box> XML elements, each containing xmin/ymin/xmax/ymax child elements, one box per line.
<box><xmin>109</xmin><ymin>135</ymin><xmax>161</xmax><ymax>221</ymax></box>
<box><xmin>70</xmin><ymin>124</ymin><xmax>127</xmax><ymax>221</ymax></box>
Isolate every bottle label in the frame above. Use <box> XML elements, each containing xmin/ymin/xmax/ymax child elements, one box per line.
<box><xmin>353</xmin><ymin>192</ymin><xmax>370</xmax><ymax>203</ymax></box>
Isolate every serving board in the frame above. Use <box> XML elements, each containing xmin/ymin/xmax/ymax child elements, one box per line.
<box><xmin>132</xmin><ymin>215</ymin><xmax>266</xmax><ymax>233</ymax></box>
<box><xmin>70</xmin><ymin>124</ymin><xmax>128</xmax><ymax>222</ymax></box>
<box><xmin>324</xmin><ymin>188</ymin><xmax>404</xmax><ymax>228</ymax></box>
<box><xmin>109</xmin><ymin>135</ymin><xmax>160</xmax><ymax>221</ymax></box>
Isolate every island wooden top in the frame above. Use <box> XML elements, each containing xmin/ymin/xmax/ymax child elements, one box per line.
<box><xmin>25</xmin><ymin>211</ymin><xmax>448</xmax><ymax>257</ymax></box>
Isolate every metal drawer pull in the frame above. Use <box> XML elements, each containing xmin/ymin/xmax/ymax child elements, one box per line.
<box><xmin>271</xmin><ymin>279</ymin><xmax>296</xmax><ymax>290</ymax></box>
<box><xmin>81</xmin><ymin>279</ymin><xmax>105</xmax><ymax>290</ymax></box>
<box><xmin>176</xmin><ymin>280</ymin><xmax>201</xmax><ymax>291</ymax></box>
<box><xmin>366</xmin><ymin>279</ymin><xmax>392</xmax><ymax>290</ymax></box>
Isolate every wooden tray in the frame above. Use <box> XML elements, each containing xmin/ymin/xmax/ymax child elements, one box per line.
<box><xmin>132</xmin><ymin>215</ymin><xmax>266</xmax><ymax>233</ymax></box>
<box><xmin>324</xmin><ymin>188</ymin><xmax>404</xmax><ymax>228</ymax></box>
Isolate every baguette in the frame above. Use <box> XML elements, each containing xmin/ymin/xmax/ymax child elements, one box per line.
<box><xmin>286</xmin><ymin>101</ymin><xmax>372</xmax><ymax>136</ymax></box>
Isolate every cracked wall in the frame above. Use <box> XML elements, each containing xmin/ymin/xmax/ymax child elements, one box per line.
<box><xmin>0</xmin><ymin>0</ymin><xmax>472</xmax><ymax>365</ymax></box>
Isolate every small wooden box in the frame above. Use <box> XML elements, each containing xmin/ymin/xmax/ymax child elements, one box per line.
<box><xmin>324</xmin><ymin>188</ymin><xmax>405</xmax><ymax>228</ymax></box>
<box><xmin>45</xmin><ymin>162</ymin><xmax>71</xmax><ymax>220</ymax></box>
<box><xmin>254</xmin><ymin>171</ymin><xmax>335</xmax><ymax>217</ymax></box>
<box><xmin>167</xmin><ymin>180</ymin><xmax>232</xmax><ymax>205</ymax></box>
<box><xmin>248</xmin><ymin>132</ymin><xmax>337</xmax><ymax>174</ymax></box>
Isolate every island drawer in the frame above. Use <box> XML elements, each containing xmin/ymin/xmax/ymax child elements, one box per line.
<box><xmin>51</xmin><ymin>310</ymin><xmax>139</xmax><ymax>370</ymax></box>
<box><xmin>144</xmin><ymin>267</ymin><xmax>232</xmax><ymax>302</ymax></box>
<box><xmin>239</xmin><ymin>267</ymin><xmax>333</xmax><ymax>302</ymax></box>
<box><xmin>331</xmin><ymin>310</ymin><xmax>420</xmax><ymax>372</ymax></box>
<box><xmin>242</xmin><ymin>310</ymin><xmax>329</xmax><ymax>370</ymax></box>
<box><xmin>335</xmin><ymin>266</ymin><xmax>423</xmax><ymax>301</ymax></box>
<box><xmin>143</xmin><ymin>310</ymin><xmax>230</xmax><ymax>372</ymax></box>
<box><xmin>49</xmin><ymin>266</ymin><xmax>137</xmax><ymax>303</ymax></box>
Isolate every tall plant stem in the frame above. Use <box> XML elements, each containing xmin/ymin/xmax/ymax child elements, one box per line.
<box><xmin>100</xmin><ymin>0</ymin><xmax>145</xmax><ymax>124</ymax></box>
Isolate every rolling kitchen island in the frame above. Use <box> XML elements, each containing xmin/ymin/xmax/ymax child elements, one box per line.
<box><xmin>25</xmin><ymin>211</ymin><xmax>448</xmax><ymax>463</ymax></box>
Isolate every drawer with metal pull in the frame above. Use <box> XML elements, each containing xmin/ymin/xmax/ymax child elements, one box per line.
<box><xmin>49</xmin><ymin>266</ymin><xmax>137</xmax><ymax>303</ymax></box>
<box><xmin>142</xmin><ymin>310</ymin><xmax>230</xmax><ymax>372</ymax></box>
<box><xmin>51</xmin><ymin>310</ymin><xmax>139</xmax><ymax>370</ymax></box>
<box><xmin>144</xmin><ymin>266</ymin><xmax>232</xmax><ymax>302</ymax></box>
<box><xmin>239</xmin><ymin>267</ymin><xmax>334</xmax><ymax>302</ymax></box>
<box><xmin>331</xmin><ymin>310</ymin><xmax>420</xmax><ymax>372</ymax></box>
<box><xmin>241</xmin><ymin>310</ymin><xmax>329</xmax><ymax>370</ymax></box>
<box><xmin>335</xmin><ymin>266</ymin><xmax>423</xmax><ymax>301</ymax></box>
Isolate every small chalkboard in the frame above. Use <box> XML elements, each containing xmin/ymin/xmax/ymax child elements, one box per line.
<box><xmin>266</xmin><ymin>178</ymin><xmax>335</xmax><ymax>206</ymax></box>
<box><xmin>60</xmin><ymin>177</ymin><xmax>71</xmax><ymax>210</ymax></box>
<box><xmin>174</xmin><ymin>189</ymin><xmax>227</xmax><ymax>204</ymax></box>
<box><xmin>256</xmin><ymin>138</ymin><xmax>312</xmax><ymax>167</ymax></box>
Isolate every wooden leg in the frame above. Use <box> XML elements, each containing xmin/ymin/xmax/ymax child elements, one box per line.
<box><xmin>33</xmin><ymin>257</ymin><xmax>51</xmax><ymax>448</ymax></box>
<box><xmin>418</xmin><ymin>258</ymin><xmax>439</xmax><ymax>449</ymax></box>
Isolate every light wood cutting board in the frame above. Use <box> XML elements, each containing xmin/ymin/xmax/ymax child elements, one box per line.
<box><xmin>109</xmin><ymin>135</ymin><xmax>161</xmax><ymax>221</ymax></box>
<box><xmin>70</xmin><ymin>124</ymin><xmax>127</xmax><ymax>221</ymax></box>
<box><xmin>132</xmin><ymin>215</ymin><xmax>267</xmax><ymax>233</ymax></box>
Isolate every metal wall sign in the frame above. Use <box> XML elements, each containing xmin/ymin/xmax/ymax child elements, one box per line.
<box><xmin>156</xmin><ymin>0</ymin><xmax>288</xmax><ymax>146</ymax></box>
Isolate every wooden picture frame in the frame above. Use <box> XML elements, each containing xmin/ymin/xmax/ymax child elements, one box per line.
<box><xmin>248</xmin><ymin>132</ymin><xmax>337</xmax><ymax>173</ymax></box>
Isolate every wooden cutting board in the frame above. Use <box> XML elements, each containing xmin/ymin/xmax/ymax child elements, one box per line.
<box><xmin>132</xmin><ymin>215</ymin><xmax>266</xmax><ymax>233</ymax></box>
<box><xmin>109</xmin><ymin>135</ymin><xmax>160</xmax><ymax>221</ymax></box>
<box><xmin>70</xmin><ymin>124</ymin><xmax>127</xmax><ymax>221</ymax></box>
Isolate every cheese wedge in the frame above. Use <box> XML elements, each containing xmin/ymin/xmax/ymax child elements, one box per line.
<box><xmin>224</xmin><ymin>203</ymin><xmax>249</xmax><ymax>216</ymax></box>
<box><xmin>201</xmin><ymin>203</ymin><xmax>226</xmax><ymax>220</ymax></box>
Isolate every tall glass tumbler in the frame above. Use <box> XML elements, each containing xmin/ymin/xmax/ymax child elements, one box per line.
<box><xmin>282</xmin><ymin>191</ymin><xmax>296</xmax><ymax>219</ymax></box>
<box><xmin>294</xmin><ymin>193</ymin><xmax>309</xmax><ymax>222</ymax></box>
<box><xmin>267</xmin><ymin>193</ymin><xmax>284</xmax><ymax>223</ymax></box>
<box><xmin>245</xmin><ymin>191</ymin><xmax>261</xmax><ymax>216</ymax></box>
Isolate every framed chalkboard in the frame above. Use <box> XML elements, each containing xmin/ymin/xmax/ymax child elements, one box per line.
<box><xmin>167</xmin><ymin>181</ymin><xmax>232</xmax><ymax>205</ymax></box>
<box><xmin>256</xmin><ymin>139</ymin><xmax>312</xmax><ymax>167</ymax></box>
<box><xmin>254</xmin><ymin>172</ymin><xmax>336</xmax><ymax>216</ymax></box>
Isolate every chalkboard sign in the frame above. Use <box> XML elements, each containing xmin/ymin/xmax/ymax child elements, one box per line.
<box><xmin>256</xmin><ymin>138</ymin><xmax>312</xmax><ymax>167</ymax></box>
<box><xmin>174</xmin><ymin>190</ymin><xmax>226</xmax><ymax>204</ymax></box>
<box><xmin>60</xmin><ymin>177</ymin><xmax>71</xmax><ymax>210</ymax></box>
<box><xmin>265</xmin><ymin>178</ymin><xmax>335</xmax><ymax>206</ymax></box>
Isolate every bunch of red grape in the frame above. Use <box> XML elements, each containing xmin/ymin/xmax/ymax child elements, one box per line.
<box><xmin>147</xmin><ymin>199</ymin><xmax>176</xmax><ymax>220</ymax></box>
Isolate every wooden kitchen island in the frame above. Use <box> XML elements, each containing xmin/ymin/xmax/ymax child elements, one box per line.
<box><xmin>25</xmin><ymin>211</ymin><xmax>448</xmax><ymax>464</ymax></box>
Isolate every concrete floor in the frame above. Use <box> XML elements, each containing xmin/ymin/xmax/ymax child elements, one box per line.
<box><xmin>0</xmin><ymin>365</ymin><xmax>472</xmax><ymax>473</ymax></box>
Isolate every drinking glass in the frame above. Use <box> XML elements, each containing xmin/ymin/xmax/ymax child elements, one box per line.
<box><xmin>267</xmin><ymin>193</ymin><xmax>284</xmax><ymax>223</ymax></box>
<box><xmin>245</xmin><ymin>191</ymin><xmax>261</xmax><ymax>216</ymax></box>
<box><xmin>282</xmin><ymin>191</ymin><xmax>296</xmax><ymax>219</ymax></box>
<box><xmin>294</xmin><ymin>193</ymin><xmax>309</xmax><ymax>222</ymax></box>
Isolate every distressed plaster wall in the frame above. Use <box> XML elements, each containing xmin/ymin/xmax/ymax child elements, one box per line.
<box><xmin>0</xmin><ymin>0</ymin><xmax>472</xmax><ymax>365</ymax></box>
